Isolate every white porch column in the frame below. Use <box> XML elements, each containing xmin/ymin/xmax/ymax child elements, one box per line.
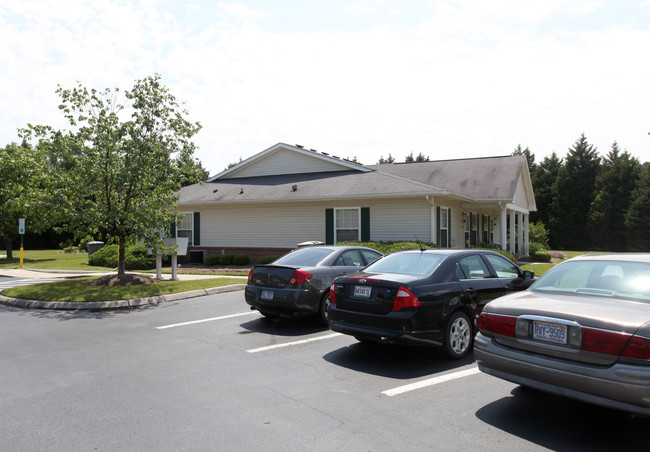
<box><xmin>517</xmin><ymin>212</ymin><xmax>523</xmax><ymax>257</ymax></box>
<box><xmin>509</xmin><ymin>211</ymin><xmax>516</xmax><ymax>255</ymax></box>
<box><xmin>500</xmin><ymin>204</ymin><xmax>507</xmax><ymax>251</ymax></box>
<box><xmin>524</xmin><ymin>214</ymin><xmax>530</xmax><ymax>257</ymax></box>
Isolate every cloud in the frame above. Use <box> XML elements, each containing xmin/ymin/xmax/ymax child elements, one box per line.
<box><xmin>2</xmin><ymin>0</ymin><xmax>649</xmax><ymax>174</ymax></box>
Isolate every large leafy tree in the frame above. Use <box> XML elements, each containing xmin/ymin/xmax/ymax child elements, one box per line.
<box><xmin>0</xmin><ymin>142</ymin><xmax>50</xmax><ymax>259</ymax></box>
<box><xmin>549</xmin><ymin>134</ymin><xmax>600</xmax><ymax>250</ymax></box>
<box><xmin>22</xmin><ymin>75</ymin><xmax>204</xmax><ymax>276</ymax></box>
<box><xmin>625</xmin><ymin>162</ymin><xmax>650</xmax><ymax>251</ymax></box>
<box><xmin>587</xmin><ymin>142</ymin><xmax>641</xmax><ymax>251</ymax></box>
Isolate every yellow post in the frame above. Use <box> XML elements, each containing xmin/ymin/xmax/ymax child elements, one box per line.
<box><xmin>20</xmin><ymin>247</ymin><xmax>24</xmax><ymax>268</ymax></box>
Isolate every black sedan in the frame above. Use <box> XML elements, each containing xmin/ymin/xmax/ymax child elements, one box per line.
<box><xmin>328</xmin><ymin>249</ymin><xmax>535</xmax><ymax>359</ymax></box>
<box><xmin>474</xmin><ymin>253</ymin><xmax>650</xmax><ymax>416</ymax></box>
<box><xmin>245</xmin><ymin>246</ymin><xmax>382</xmax><ymax>324</ymax></box>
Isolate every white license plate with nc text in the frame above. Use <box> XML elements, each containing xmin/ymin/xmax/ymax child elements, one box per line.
<box><xmin>354</xmin><ymin>285</ymin><xmax>372</xmax><ymax>298</ymax></box>
<box><xmin>533</xmin><ymin>320</ymin><xmax>567</xmax><ymax>344</ymax></box>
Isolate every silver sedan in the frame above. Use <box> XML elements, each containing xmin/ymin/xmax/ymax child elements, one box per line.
<box><xmin>474</xmin><ymin>253</ymin><xmax>650</xmax><ymax>416</ymax></box>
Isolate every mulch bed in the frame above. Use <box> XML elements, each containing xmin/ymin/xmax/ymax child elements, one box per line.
<box><xmin>86</xmin><ymin>274</ymin><xmax>155</xmax><ymax>287</ymax></box>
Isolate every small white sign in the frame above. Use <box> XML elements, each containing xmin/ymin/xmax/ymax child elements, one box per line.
<box><xmin>18</xmin><ymin>218</ymin><xmax>25</xmax><ymax>235</ymax></box>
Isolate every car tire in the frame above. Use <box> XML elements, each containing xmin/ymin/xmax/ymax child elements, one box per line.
<box><xmin>443</xmin><ymin>311</ymin><xmax>473</xmax><ymax>360</ymax></box>
<box><xmin>318</xmin><ymin>293</ymin><xmax>331</xmax><ymax>326</ymax></box>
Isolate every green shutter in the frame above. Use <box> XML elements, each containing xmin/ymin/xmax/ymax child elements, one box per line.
<box><xmin>436</xmin><ymin>206</ymin><xmax>441</xmax><ymax>246</ymax></box>
<box><xmin>193</xmin><ymin>212</ymin><xmax>200</xmax><ymax>246</ymax></box>
<box><xmin>361</xmin><ymin>207</ymin><xmax>370</xmax><ymax>242</ymax></box>
<box><xmin>325</xmin><ymin>208</ymin><xmax>334</xmax><ymax>245</ymax></box>
<box><xmin>448</xmin><ymin>208</ymin><xmax>452</xmax><ymax>248</ymax></box>
<box><xmin>169</xmin><ymin>221</ymin><xmax>176</xmax><ymax>238</ymax></box>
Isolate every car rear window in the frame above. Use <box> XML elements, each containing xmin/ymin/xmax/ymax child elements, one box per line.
<box><xmin>273</xmin><ymin>248</ymin><xmax>333</xmax><ymax>266</ymax></box>
<box><xmin>364</xmin><ymin>253</ymin><xmax>445</xmax><ymax>276</ymax></box>
<box><xmin>532</xmin><ymin>260</ymin><xmax>650</xmax><ymax>302</ymax></box>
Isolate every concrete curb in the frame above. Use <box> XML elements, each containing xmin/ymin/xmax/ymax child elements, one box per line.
<box><xmin>0</xmin><ymin>284</ymin><xmax>246</xmax><ymax>311</ymax></box>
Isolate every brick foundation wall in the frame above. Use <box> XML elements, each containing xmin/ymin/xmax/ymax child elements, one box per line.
<box><xmin>186</xmin><ymin>246</ymin><xmax>294</xmax><ymax>265</ymax></box>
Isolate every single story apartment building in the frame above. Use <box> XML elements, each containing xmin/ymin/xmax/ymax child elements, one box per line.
<box><xmin>176</xmin><ymin>143</ymin><xmax>536</xmax><ymax>263</ymax></box>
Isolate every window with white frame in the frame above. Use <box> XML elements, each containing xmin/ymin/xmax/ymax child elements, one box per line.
<box><xmin>440</xmin><ymin>207</ymin><xmax>449</xmax><ymax>248</ymax></box>
<box><xmin>335</xmin><ymin>208</ymin><xmax>360</xmax><ymax>242</ymax></box>
<box><xmin>177</xmin><ymin>212</ymin><xmax>193</xmax><ymax>246</ymax></box>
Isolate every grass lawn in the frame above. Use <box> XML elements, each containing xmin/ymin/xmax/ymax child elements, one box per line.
<box><xmin>0</xmin><ymin>250</ymin><xmax>110</xmax><ymax>271</ymax></box>
<box><xmin>1</xmin><ymin>276</ymin><xmax>245</xmax><ymax>302</ymax></box>
<box><xmin>0</xmin><ymin>249</ymin><xmax>250</xmax><ymax>275</ymax></box>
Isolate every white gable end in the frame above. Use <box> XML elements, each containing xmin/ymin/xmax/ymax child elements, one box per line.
<box><xmin>211</xmin><ymin>143</ymin><xmax>370</xmax><ymax>181</ymax></box>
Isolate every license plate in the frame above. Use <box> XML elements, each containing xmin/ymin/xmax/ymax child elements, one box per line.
<box><xmin>261</xmin><ymin>290</ymin><xmax>273</xmax><ymax>300</ymax></box>
<box><xmin>533</xmin><ymin>321</ymin><xmax>567</xmax><ymax>344</ymax></box>
<box><xmin>354</xmin><ymin>285</ymin><xmax>372</xmax><ymax>298</ymax></box>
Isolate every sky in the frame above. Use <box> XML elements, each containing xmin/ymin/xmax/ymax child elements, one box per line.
<box><xmin>2</xmin><ymin>0</ymin><xmax>650</xmax><ymax>176</ymax></box>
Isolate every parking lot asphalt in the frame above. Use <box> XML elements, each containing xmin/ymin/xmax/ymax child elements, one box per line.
<box><xmin>0</xmin><ymin>268</ymin><xmax>246</xmax><ymax>311</ymax></box>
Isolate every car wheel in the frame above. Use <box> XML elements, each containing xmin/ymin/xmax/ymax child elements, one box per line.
<box><xmin>318</xmin><ymin>293</ymin><xmax>331</xmax><ymax>326</ymax></box>
<box><xmin>443</xmin><ymin>311</ymin><xmax>473</xmax><ymax>360</ymax></box>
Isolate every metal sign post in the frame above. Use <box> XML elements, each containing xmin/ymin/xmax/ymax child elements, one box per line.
<box><xmin>18</xmin><ymin>218</ymin><xmax>25</xmax><ymax>268</ymax></box>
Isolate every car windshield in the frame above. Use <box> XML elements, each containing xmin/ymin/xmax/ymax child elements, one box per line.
<box><xmin>364</xmin><ymin>252</ymin><xmax>445</xmax><ymax>276</ymax></box>
<box><xmin>272</xmin><ymin>248</ymin><xmax>334</xmax><ymax>266</ymax></box>
<box><xmin>531</xmin><ymin>260</ymin><xmax>650</xmax><ymax>303</ymax></box>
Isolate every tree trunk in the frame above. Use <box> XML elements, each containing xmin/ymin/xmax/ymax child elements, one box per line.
<box><xmin>4</xmin><ymin>237</ymin><xmax>13</xmax><ymax>260</ymax></box>
<box><xmin>117</xmin><ymin>238</ymin><xmax>126</xmax><ymax>275</ymax></box>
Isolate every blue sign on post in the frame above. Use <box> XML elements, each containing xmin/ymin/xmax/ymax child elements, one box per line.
<box><xmin>19</xmin><ymin>218</ymin><xmax>25</xmax><ymax>235</ymax></box>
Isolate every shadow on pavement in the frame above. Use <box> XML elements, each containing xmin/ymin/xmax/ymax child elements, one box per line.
<box><xmin>239</xmin><ymin>315</ymin><xmax>329</xmax><ymax>337</ymax></box>
<box><xmin>475</xmin><ymin>386</ymin><xmax>650</xmax><ymax>451</ymax></box>
<box><xmin>322</xmin><ymin>340</ymin><xmax>476</xmax><ymax>379</ymax></box>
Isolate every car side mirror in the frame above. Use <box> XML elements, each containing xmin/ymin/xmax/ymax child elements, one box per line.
<box><xmin>522</xmin><ymin>270</ymin><xmax>535</xmax><ymax>280</ymax></box>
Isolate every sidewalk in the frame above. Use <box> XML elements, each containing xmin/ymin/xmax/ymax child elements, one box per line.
<box><xmin>0</xmin><ymin>268</ymin><xmax>246</xmax><ymax>311</ymax></box>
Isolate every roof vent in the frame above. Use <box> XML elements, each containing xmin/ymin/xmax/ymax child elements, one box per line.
<box><xmin>291</xmin><ymin>185</ymin><xmax>298</xmax><ymax>192</ymax></box>
<box><xmin>239</xmin><ymin>188</ymin><xmax>244</xmax><ymax>194</ymax></box>
<box><xmin>310</xmin><ymin>148</ymin><xmax>317</xmax><ymax>152</ymax></box>
<box><xmin>213</xmin><ymin>189</ymin><xmax>218</xmax><ymax>193</ymax></box>
<box><xmin>295</xmin><ymin>144</ymin><xmax>304</xmax><ymax>148</ymax></box>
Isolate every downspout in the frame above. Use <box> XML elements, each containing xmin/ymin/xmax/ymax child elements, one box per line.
<box><xmin>426</xmin><ymin>195</ymin><xmax>435</xmax><ymax>243</ymax></box>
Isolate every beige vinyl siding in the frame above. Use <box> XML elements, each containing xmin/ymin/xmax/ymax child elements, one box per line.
<box><xmin>190</xmin><ymin>197</ymin><xmax>435</xmax><ymax>249</ymax></box>
<box><xmin>368</xmin><ymin>198</ymin><xmax>432</xmax><ymax>242</ymax></box>
<box><xmin>222</xmin><ymin>148</ymin><xmax>350</xmax><ymax>179</ymax></box>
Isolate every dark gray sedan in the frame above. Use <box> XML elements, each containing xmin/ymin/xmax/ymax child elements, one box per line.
<box><xmin>245</xmin><ymin>246</ymin><xmax>382</xmax><ymax>324</ymax></box>
<box><xmin>474</xmin><ymin>253</ymin><xmax>650</xmax><ymax>416</ymax></box>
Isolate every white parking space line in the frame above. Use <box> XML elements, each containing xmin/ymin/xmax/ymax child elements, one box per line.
<box><xmin>156</xmin><ymin>311</ymin><xmax>259</xmax><ymax>330</ymax></box>
<box><xmin>382</xmin><ymin>366</ymin><xmax>481</xmax><ymax>397</ymax></box>
<box><xmin>246</xmin><ymin>332</ymin><xmax>343</xmax><ymax>353</ymax></box>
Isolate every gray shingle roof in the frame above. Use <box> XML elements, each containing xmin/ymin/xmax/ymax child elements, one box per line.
<box><xmin>178</xmin><ymin>155</ymin><xmax>527</xmax><ymax>205</ymax></box>
<box><xmin>367</xmin><ymin>155</ymin><xmax>527</xmax><ymax>200</ymax></box>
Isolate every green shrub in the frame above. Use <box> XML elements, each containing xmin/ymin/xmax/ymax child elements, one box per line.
<box><xmin>232</xmin><ymin>254</ymin><xmax>250</xmax><ymax>265</ymax></box>
<box><xmin>531</xmin><ymin>250</ymin><xmax>552</xmax><ymax>262</ymax></box>
<box><xmin>88</xmin><ymin>244</ymin><xmax>118</xmax><ymax>268</ymax></box>
<box><xmin>205</xmin><ymin>254</ymin><xmax>220</xmax><ymax>266</ymax></box>
<box><xmin>260</xmin><ymin>255</ymin><xmax>280</xmax><ymax>264</ymax></box>
<box><xmin>87</xmin><ymin>243</ymin><xmax>156</xmax><ymax>270</ymax></box>
<box><xmin>217</xmin><ymin>254</ymin><xmax>235</xmax><ymax>265</ymax></box>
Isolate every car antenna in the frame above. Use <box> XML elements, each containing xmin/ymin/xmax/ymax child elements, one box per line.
<box><xmin>415</xmin><ymin>236</ymin><xmax>426</xmax><ymax>252</ymax></box>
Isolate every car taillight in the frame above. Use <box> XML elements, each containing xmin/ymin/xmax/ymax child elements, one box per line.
<box><xmin>329</xmin><ymin>283</ymin><xmax>337</xmax><ymax>304</ymax></box>
<box><xmin>622</xmin><ymin>335</ymin><xmax>650</xmax><ymax>360</ymax></box>
<box><xmin>478</xmin><ymin>313</ymin><xmax>517</xmax><ymax>337</ymax></box>
<box><xmin>289</xmin><ymin>270</ymin><xmax>312</xmax><ymax>285</ymax></box>
<box><xmin>392</xmin><ymin>286</ymin><xmax>421</xmax><ymax>311</ymax></box>
<box><xmin>581</xmin><ymin>327</ymin><xmax>632</xmax><ymax>355</ymax></box>
<box><xmin>247</xmin><ymin>268</ymin><xmax>254</xmax><ymax>284</ymax></box>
